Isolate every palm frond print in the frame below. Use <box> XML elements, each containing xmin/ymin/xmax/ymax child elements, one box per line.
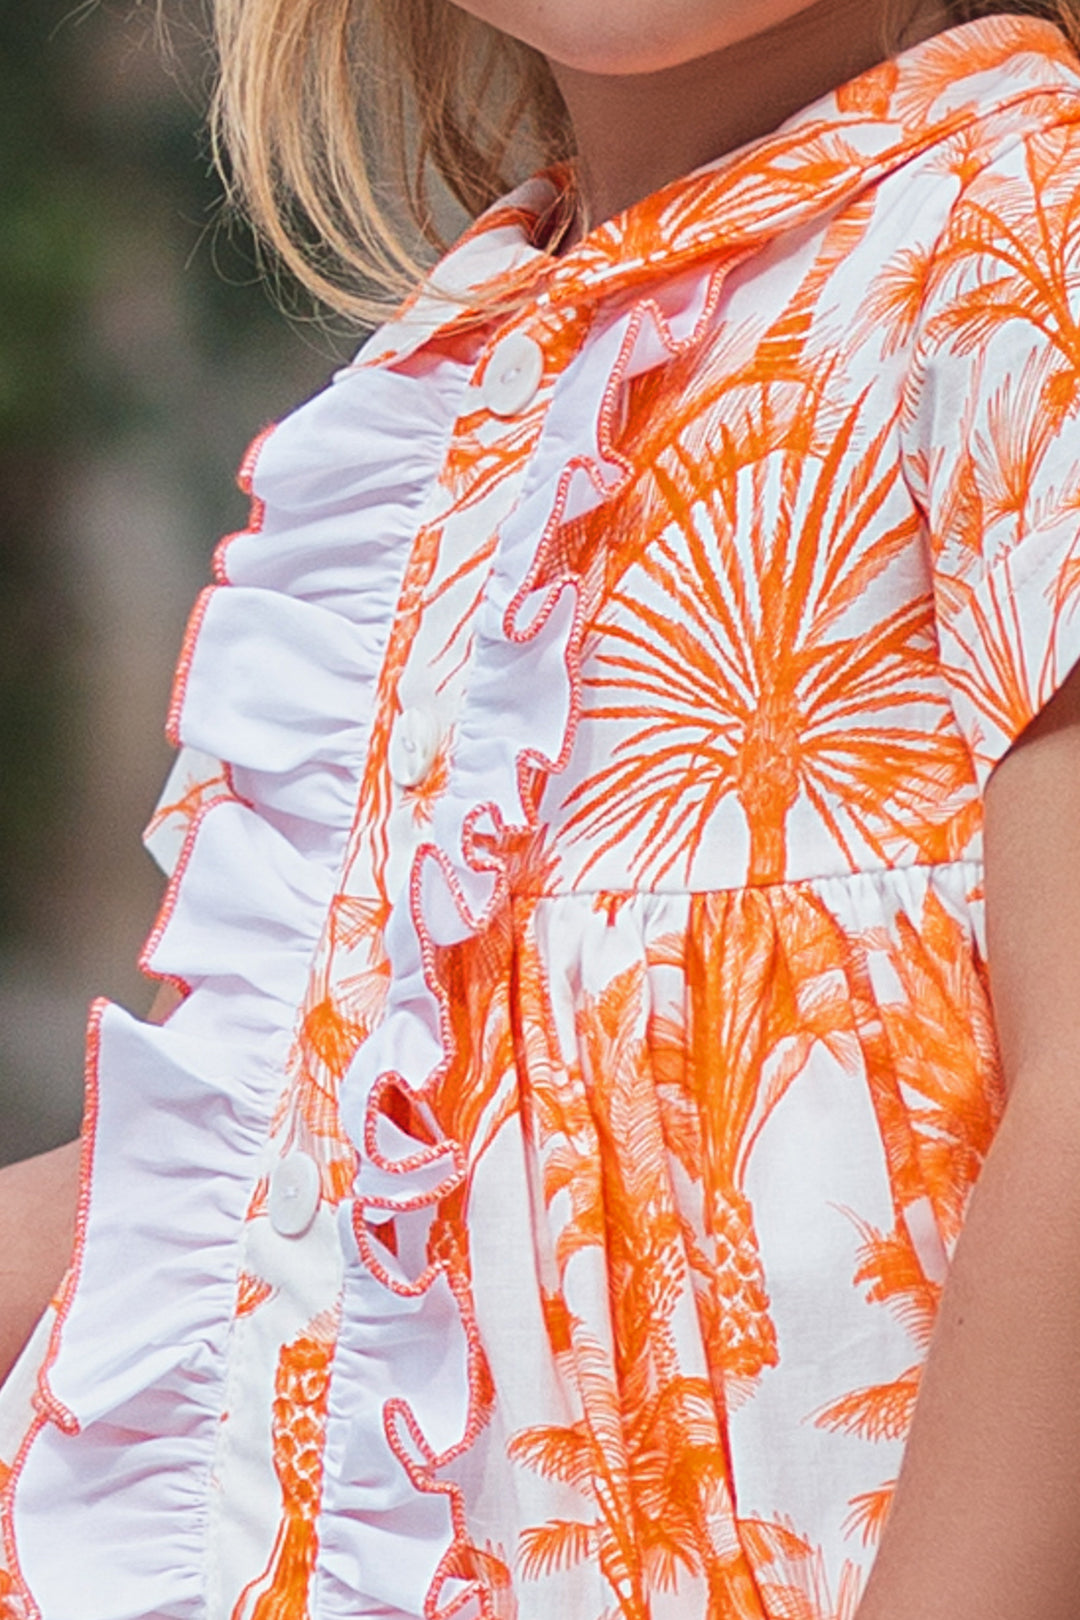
<box><xmin>563</xmin><ymin>374</ymin><xmax>971</xmax><ymax>886</ymax></box>
<box><xmin>270</xmin><ymin>895</ymin><xmax>389</xmax><ymax>1205</ymax></box>
<box><xmin>509</xmin><ymin>1330</ymin><xmax>762</xmax><ymax>1620</ymax></box>
<box><xmin>921</xmin><ymin>124</ymin><xmax>1080</xmax><ymax>423</ymax></box>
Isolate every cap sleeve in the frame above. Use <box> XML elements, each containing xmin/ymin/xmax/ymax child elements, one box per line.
<box><xmin>901</xmin><ymin>119</ymin><xmax>1080</xmax><ymax>790</ymax></box>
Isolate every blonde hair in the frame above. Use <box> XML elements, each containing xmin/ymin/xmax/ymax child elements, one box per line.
<box><xmin>210</xmin><ymin>0</ymin><xmax>1080</xmax><ymax>325</ymax></box>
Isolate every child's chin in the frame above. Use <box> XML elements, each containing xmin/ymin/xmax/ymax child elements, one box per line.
<box><xmin>471</xmin><ymin>0</ymin><xmax>818</xmax><ymax>79</ymax></box>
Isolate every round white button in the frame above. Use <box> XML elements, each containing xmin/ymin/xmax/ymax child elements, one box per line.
<box><xmin>389</xmin><ymin>706</ymin><xmax>440</xmax><ymax>789</ymax></box>
<box><xmin>482</xmin><ymin>332</ymin><xmax>544</xmax><ymax>417</ymax></box>
<box><xmin>269</xmin><ymin>1152</ymin><xmax>321</xmax><ymax>1238</ymax></box>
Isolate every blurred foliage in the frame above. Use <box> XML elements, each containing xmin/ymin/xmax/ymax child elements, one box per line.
<box><xmin>0</xmin><ymin>0</ymin><xmax>96</xmax><ymax>944</ymax></box>
<box><xmin>0</xmin><ymin>0</ymin><xmax>333</xmax><ymax>947</ymax></box>
<box><xmin>0</xmin><ymin>3</ymin><xmax>97</xmax><ymax>446</ymax></box>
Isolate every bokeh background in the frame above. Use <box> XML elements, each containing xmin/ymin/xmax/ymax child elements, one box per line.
<box><xmin>0</xmin><ymin>1</ymin><xmax>346</xmax><ymax>1163</ymax></box>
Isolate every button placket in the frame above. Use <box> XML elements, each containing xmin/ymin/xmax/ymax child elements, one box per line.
<box><xmin>482</xmin><ymin>331</ymin><xmax>545</xmax><ymax>417</ymax></box>
<box><xmin>390</xmin><ymin>705</ymin><xmax>441</xmax><ymax>790</ymax></box>
<box><xmin>268</xmin><ymin>1151</ymin><xmax>321</xmax><ymax>1238</ymax></box>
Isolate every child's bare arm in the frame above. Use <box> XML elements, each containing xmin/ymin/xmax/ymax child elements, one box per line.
<box><xmin>857</xmin><ymin>661</ymin><xmax>1080</xmax><ymax>1620</ymax></box>
<box><xmin>0</xmin><ymin>981</ymin><xmax>183</xmax><ymax>1390</ymax></box>
<box><xmin>0</xmin><ymin>1140</ymin><xmax>80</xmax><ymax>1386</ymax></box>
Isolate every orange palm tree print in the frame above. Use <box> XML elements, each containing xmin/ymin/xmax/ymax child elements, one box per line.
<box><xmin>510</xmin><ymin>1328</ymin><xmax>761</xmax><ymax>1620</ymax></box>
<box><xmin>646</xmin><ymin>889</ymin><xmax>859</xmax><ymax>1393</ymax></box>
<box><xmin>921</xmin><ymin>124</ymin><xmax>1080</xmax><ymax>430</ymax></box>
<box><xmin>737</xmin><ymin>1516</ymin><xmax>865</xmax><ymax>1620</ymax></box>
<box><xmin>874</xmin><ymin>889</ymin><xmax>1003</xmax><ymax>1243</ymax></box>
<box><xmin>231</xmin><ymin>1310</ymin><xmax>338</xmax><ymax>1620</ymax></box>
<box><xmin>511</xmin><ymin>965</ymin><xmax>747</xmax><ymax>1615</ymax></box>
<box><xmin>509</xmin><ymin>945</ymin><xmax>831</xmax><ymax>1616</ymax></box>
<box><xmin>812</xmin><ymin>1215</ymin><xmax>939</xmax><ymax>1548</ymax></box>
<box><xmin>270</xmin><ymin>894</ymin><xmax>390</xmax><ymax>1207</ymax></box>
<box><xmin>563</xmin><ymin>373</ymin><xmax>972</xmax><ymax>886</ymax></box>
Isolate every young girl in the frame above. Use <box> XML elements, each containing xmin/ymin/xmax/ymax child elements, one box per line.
<box><xmin>4</xmin><ymin>0</ymin><xmax>1080</xmax><ymax>1615</ymax></box>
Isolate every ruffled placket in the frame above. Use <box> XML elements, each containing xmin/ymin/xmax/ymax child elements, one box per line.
<box><xmin>1</xmin><ymin>354</ymin><xmax>469</xmax><ymax>1619</ymax></box>
<box><xmin>311</xmin><ymin>273</ymin><xmax>760</xmax><ymax>1617</ymax></box>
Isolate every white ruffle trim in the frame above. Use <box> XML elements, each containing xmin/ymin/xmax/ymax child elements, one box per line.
<box><xmin>2</xmin><ymin>355</ymin><xmax>458</xmax><ymax>1620</ymax></box>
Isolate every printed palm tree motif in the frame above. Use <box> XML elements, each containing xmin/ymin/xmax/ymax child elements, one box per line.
<box><xmin>231</xmin><ymin>1309</ymin><xmax>338</xmax><ymax>1620</ymax></box>
<box><xmin>403</xmin><ymin>728</ymin><xmax>454</xmax><ymax>826</ymax></box>
<box><xmin>533</xmin><ymin>36</ymin><xmax>1051</xmax><ymax>319</ymax></box>
<box><xmin>752</xmin><ymin>190</ymin><xmax>879</xmax><ymax>378</ymax></box>
<box><xmin>922</xmin><ymin>123</ymin><xmax>1080</xmax><ymax>427</ymax></box>
<box><xmin>440</xmin><ymin>310</ymin><xmax>588</xmax><ymax>508</ymax></box>
<box><xmin>968</xmin><ymin>351</ymin><xmax>1073</xmax><ymax>546</ymax></box>
<box><xmin>838</xmin><ymin>949</ymin><xmax>932</xmax><ymax>1334</ymax></box>
<box><xmin>1052</xmin><ymin>502</ymin><xmax>1080</xmax><ymax>618</ymax></box>
<box><xmin>548</xmin><ymin>117</ymin><xmax>911</xmax><ymax>311</ymax></box>
<box><xmin>438</xmin><ymin>1539</ymin><xmax>517</xmax><ymax>1620</ymax></box>
<box><xmin>836</xmin><ymin>57</ymin><xmax>899</xmax><ymax>118</ymax></box>
<box><xmin>506</xmin><ymin>892</ymin><xmax>988</xmax><ymax>1604</ymax></box>
<box><xmin>412</xmin><ymin>843</ymin><xmax>561</xmax><ymax>1346</ymax></box>
<box><xmin>646</xmin><ymin>888</ymin><xmax>860</xmax><ymax>1397</ymax></box>
<box><xmin>510</xmin><ymin>962</ymin><xmax>772</xmax><ymax>1616</ymax></box>
<box><xmin>419</xmin><ymin>911</ymin><xmax>523</xmax><ymax>1299</ymax></box>
<box><xmin>909</xmin><ymin>219</ymin><xmax>1080</xmax><ymax>766</ymax></box>
<box><xmin>509</xmin><ymin>1328</ymin><xmax>763</xmax><ymax>1620</ymax></box>
<box><xmin>424</xmin><ymin>829</ymin><xmax>561</xmax><ymax>1183</ymax></box>
<box><xmin>913</xmin><ymin>348</ymin><xmax>1080</xmax><ymax>609</ymax></box>
<box><xmin>737</xmin><ymin>1517</ymin><xmax>865</xmax><ymax>1620</ymax></box>
<box><xmin>355</xmin><ymin>518</ymin><xmax>448</xmax><ymax>896</ymax></box>
<box><xmin>811</xmin><ymin>894</ymin><xmax>996</xmax><ymax>1550</ymax></box>
<box><xmin>855</xmin><ymin>240</ymin><xmax>939</xmax><ymax>360</ymax></box>
<box><xmin>395</xmin><ymin>314</ymin><xmax>592</xmax><ymax>712</ymax></box>
<box><xmin>799</xmin><ymin>893</ymin><xmax>992</xmax><ymax>1547</ymax></box>
<box><xmin>938</xmin><ymin>530</ymin><xmax>1080</xmax><ymax>769</ymax></box>
<box><xmin>813</xmin><ymin>1215</ymin><xmax>941</xmax><ymax>1547</ymax></box>
<box><xmin>888</xmin><ymin>13</ymin><xmax>1078</xmax><ymax>128</ymax></box>
<box><xmin>563</xmin><ymin>372</ymin><xmax>971</xmax><ymax>886</ymax></box>
<box><xmin>0</xmin><ymin>1565</ymin><xmax>28</xmax><ymax>1620</ymax></box>
<box><xmin>142</xmin><ymin>759</ymin><xmax>230</xmax><ymax>846</ymax></box>
<box><xmin>236</xmin><ymin>1270</ymin><xmax>275</xmax><ymax>1318</ymax></box>
<box><xmin>874</xmin><ymin>888</ymin><xmax>1004</xmax><ymax>1245</ymax></box>
<box><xmin>508</xmin><ymin>1328</ymin><xmax>648</xmax><ymax>1619</ymax></box>
<box><xmin>843</xmin><ymin>1484</ymin><xmax>897</xmax><ymax>1550</ymax></box>
<box><xmin>540</xmin><ymin>195</ymin><xmax>884</xmax><ymax>667</ymax></box>
<box><xmin>271</xmin><ymin>895</ymin><xmax>390</xmax><ymax>1206</ymax></box>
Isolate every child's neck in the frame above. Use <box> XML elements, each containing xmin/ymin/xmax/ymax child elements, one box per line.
<box><xmin>549</xmin><ymin>0</ymin><xmax>948</xmax><ymax>233</ymax></box>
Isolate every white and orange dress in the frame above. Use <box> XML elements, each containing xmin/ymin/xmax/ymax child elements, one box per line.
<box><xmin>4</xmin><ymin>15</ymin><xmax>1080</xmax><ymax>1619</ymax></box>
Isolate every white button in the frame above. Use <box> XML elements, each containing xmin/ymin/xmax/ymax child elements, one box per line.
<box><xmin>389</xmin><ymin>706</ymin><xmax>440</xmax><ymax>789</ymax></box>
<box><xmin>269</xmin><ymin>1152</ymin><xmax>321</xmax><ymax>1238</ymax></box>
<box><xmin>482</xmin><ymin>332</ymin><xmax>544</xmax><ymax>417</ymax></box>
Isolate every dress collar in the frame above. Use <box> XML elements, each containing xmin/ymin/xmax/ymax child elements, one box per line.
<box><xmin>360</xmin><ymin>13</ymin><xmax>1080</xmax><ymax>366</ymax></box>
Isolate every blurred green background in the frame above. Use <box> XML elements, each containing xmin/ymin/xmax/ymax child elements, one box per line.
<box><xmin>0</xmin><ymin>0</ymin><xmax>343</xmax><ymax>1163</ymax></box>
